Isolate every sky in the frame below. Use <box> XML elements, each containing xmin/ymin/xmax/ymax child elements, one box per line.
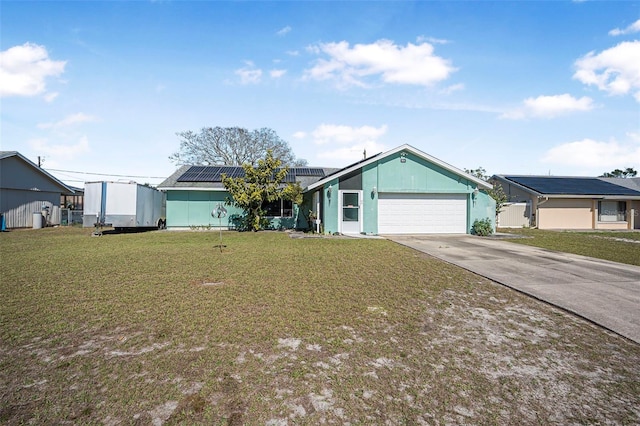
<box><xmin>1</xmin><ymin>1</ymin><xmax>639</xmax><ymax>187</ymax></box>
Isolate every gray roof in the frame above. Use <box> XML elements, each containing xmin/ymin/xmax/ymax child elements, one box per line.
<box><xmin>600</xmin><ymin>177</ymin><xmax>640</xmax><ymax>192</ymax></box>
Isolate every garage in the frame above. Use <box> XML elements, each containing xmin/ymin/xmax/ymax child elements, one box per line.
<box><xmin>378</xmin><ymin>193</ymin><xmax>467</xmax><ymax>234</ymax></box>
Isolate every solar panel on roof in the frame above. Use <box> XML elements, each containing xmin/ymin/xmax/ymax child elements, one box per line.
<box><xmin>290</xmin><ymin>167</ymin><xmax>325</xmax><ymax>177</ymax></box>
<box><xmin>197</xmin><ymin>169</ymin><xmax>219</xmax><ymax>182</ymax></box>
<box><xmin>227</xmin><ymin>167</ymin><xmax>245</xmax><ymax>179</ymax></box>
<box><xmin>177</xmin><ymin>166</ymin><xmax>206</xmax><ymax>182</ymax></box>
<box><xmin>178</xmin><ymin>165</ymin><xmax>326</xmax><ymax>183</ymax></box>
<box><xmin>506</xmin><ymin>176</ymin><xmax>640</xmax><ymax>196</ymax></box>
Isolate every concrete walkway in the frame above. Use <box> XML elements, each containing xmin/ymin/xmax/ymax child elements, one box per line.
<box><xmin>386</xmin><ymin>235</ymin><xmax>640</xmax><ymax>344</ymax></box>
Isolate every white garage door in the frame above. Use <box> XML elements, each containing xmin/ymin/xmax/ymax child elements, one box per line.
<box><xmin>378</xmin><ymin>193</ymin><xmax>467</xmax><ymax>234</ymax></box>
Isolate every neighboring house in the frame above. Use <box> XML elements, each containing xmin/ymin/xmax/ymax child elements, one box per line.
<box><xmin>159</xmin><ymin>144</ymin><xmax>496</xmax><ymax>235</ymax></box>
<box><xmin>0</xmin><ymin>151</ymin><xmax>76</xmax><ymax>228</ymax></box>
<box><xmin>492</xmin><ymin>175</ymin><xmax>640</xmax><ymax>230</ymax></box>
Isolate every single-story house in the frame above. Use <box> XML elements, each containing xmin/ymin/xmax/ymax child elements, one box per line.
<box><xmin>492</xmin><ymin>175</ymin><xmax>640</xmax><ymax>230</ymax></box>
<box><xmin>0</xmin><ymin>151</ymin><xmax>76</xmax><ymax>228</ymax></box>
<box><xmin>159</xmin><ymin>144</ymin><xmax>496</xmax><ymax>235</ymax></box>
<box><xmin>158</xmin><ymin>164</ymin><xmax>337</xmax><ymax>230</ymax></box>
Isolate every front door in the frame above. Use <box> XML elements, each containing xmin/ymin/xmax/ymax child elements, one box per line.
<box><xmin>340</xmin><ymin>190</ymin><xmax>361</xmax><ymax>234</ymax></box>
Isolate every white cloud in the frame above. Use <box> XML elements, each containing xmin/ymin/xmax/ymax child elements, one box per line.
<box><xmin>627</xmin><ymin>131</ymin><xmax>640</xmax><ymax>143</ymax></box>
<box><xmin>542</xmin><ymin>138</ymin><xmax>640</xmax><ymax>170</ymax></box>
<box><xmin>37</xmin><ymin>112</ymin><xmax>97</xmax><ymax>129</ymax></box>
<box><xmin>235</xmin><ymin>61</ymin><xmax>262</xmax><ymax>84</ymax></box>
<box><xmin>417</xmin><ymin>35</ymin><xmax>450</xmax><ymax>45</ymax></box>
<box><xmin>304</xmin><ymin>39</ymin><xmax>456</xmax><ymax>89</ymax></box>
<box><xmin>270</xmin><ymin>69</ymin><xmax>287</xmax><ymax>79</ymax></box>
<box><xmin>277</xmin><ymin>26</ymin><xmax>292</xmax><ymax>36</ymax></box>
<box><xmin>44</xmin><ymin>92</ymin><xmax>59</xmax><ymax>103</ymax></box>
<box><xmin>573</xmin><ymin>41</ymin><xmax>640</xmax><ymax>101</ymax></box>
<box><xmin>316</xmin><ymin>141</ymin><xmax>389</xmax><ymax>164</ymax></box>
<box><xmin>609</xmin><ymin>19</ymin><xmax>640</xmax><ymax>36</ymax></box>
<box><xmin>0</xmin><ymin>42</ymin><xmax>66</xmax><ymax>98</ymax></box>
<box><xmin>302</xmin><ymin>123</ymin><xmax>389</xmax><ymax>165</ymax></box>
<box><xmin>311</xmin><ymin>123</ymin><xmax>388</xmax><ymax>145</ymax></box>
<box><xmin>286</xmin><ymin>50</ymin><xmax>300</xmax><ymax>57</ymax></box>
<box><xmin>439</xmin><ymin>83</ymin><xmax>464</xmax><ymax>95</ymax></box>
<box><xmin>501</xmin><ymin>94</ymin><xmax>594</xmax><ymax>119</ymax></box>
<box><xmin>28</xmin><ymin>136</ymin><xmax>90</xmax><ymax>161</ymax></box>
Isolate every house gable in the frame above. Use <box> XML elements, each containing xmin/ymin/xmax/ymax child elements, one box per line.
<box><xmin>376</xmin><ymin>150</ymin><xmax>477</xmax><ymax>194</ymax></box>
<box><xmin>307</xmin><ymin>145</ymin><xmax>495</xmax><ymax>235</ymax></box>
<box><xmin>0</xmin><ymin>153</ymin><xmax>73</xmax><ymax>194</ymax></box>
<box><xmin>306</xmin><ymin>144</ymin><xmax>491</xmax><ymax>192</ymax></box>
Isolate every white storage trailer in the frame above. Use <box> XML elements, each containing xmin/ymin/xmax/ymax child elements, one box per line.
<box><xmin>83</xmin><ymin>181</ymin><xmax>166</xmax><ymax>230</ymax></box>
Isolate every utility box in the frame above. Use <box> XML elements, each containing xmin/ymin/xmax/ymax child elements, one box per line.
<box><xmin>83</xmin><ymin>181</ymin><xmax>166</xmax><ymax>230</ymax></box>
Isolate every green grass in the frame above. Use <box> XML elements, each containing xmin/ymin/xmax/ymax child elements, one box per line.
<box><xmin>498</xmin><ymin>228</ymin><xmax>640</xmax><ymax>266</ymax></box>
<box><xmin>1</xmin><ymin>227</ymin><xmax>639</xmax><ymax>424</ymax></box>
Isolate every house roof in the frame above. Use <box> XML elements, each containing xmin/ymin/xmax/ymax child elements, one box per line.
<box><xmin>0</xmin><ymin>151</ymin><xmax>75</xmax><ymax>194</ymax></box>
<box><xmin>157</xmin><ymin>164</ymin><xmax>339</xmax><ymax>191</ymax></box>
<box><xmin>493</xmin><ymin>175</ymin><xmax>640</xmax><ymax>198</ymax></box>
<box><xmin>305</xmin><ymin>144</ymin><xmax>493</xmax><ymax>191</ymax></box>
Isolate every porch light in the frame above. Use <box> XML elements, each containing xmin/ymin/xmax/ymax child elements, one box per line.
<box><xmin>371</xmin><ymin>186</ymin><xmax>377</xmax><ymax>197</ymax></box>
<box><xmin>327</xmin><ymin>187</ymin><xmax>332</xmax><ymax>198</ymax></box>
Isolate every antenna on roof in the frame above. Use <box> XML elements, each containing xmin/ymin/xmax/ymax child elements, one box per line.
<box><xmin>363</xmin><ymin>149</ymin><xmax>367</xmax><ymax>160</ymax></box>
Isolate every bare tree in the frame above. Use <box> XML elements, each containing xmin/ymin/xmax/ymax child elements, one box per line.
<box><xmin>169</xmin><ymin>126</ymin><xmax>307</xmax><ymax>166</ymax></box>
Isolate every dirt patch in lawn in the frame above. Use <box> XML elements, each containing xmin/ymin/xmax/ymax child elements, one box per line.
<box><xmin>2</xmin><ymin>280</ymin><xmax>638</xmax><ymax>425</ymax></box>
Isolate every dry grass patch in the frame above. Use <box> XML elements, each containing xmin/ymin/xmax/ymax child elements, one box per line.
<box><xmin>0</xmin><ymin>227</ymin><xmax>639</xmax><ymax>424</ymax></box>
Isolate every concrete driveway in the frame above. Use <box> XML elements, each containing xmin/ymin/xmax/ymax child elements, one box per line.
<box><xmin>386</xmin><ymin>235</ymin><xmax>640</xmax><ymax>344</ymax></box>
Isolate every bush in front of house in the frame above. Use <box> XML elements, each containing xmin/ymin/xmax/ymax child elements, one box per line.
<box><xmin>472</xmin><ymin>218</ymin><xmax>494</xmax><ymax>236</ymax></box>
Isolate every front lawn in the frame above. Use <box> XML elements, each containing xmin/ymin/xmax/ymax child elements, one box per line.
<box><xmin>1</xmin><ymin>227</ymin><xmax>639</xmax><ymax>424</ymax></box>
<box><xmin>498</xmin><ymin>228</ymin><xmax>640</xmax><ymax>266</ymax></box>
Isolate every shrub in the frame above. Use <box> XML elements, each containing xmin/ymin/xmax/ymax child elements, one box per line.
<box><xmin>472</xmin><ymin>218</ymin><xmax>494</xmax><ymax>236</ymax></box>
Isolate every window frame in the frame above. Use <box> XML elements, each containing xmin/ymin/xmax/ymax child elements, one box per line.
<box><xmin>597</xmin><ymin>200</ymin><xmax>627</xmax><ymax>222</ymax></box>
<box><xmin>263</xmin><ymin>198</ymin><xmax>294</xmax><ymax>218</ymax></box>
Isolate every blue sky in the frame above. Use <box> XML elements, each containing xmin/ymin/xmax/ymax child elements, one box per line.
<box><xmin>2</xmin><ymin>1</ymin><xmax>639</xmax><ymax>187</ymax></box>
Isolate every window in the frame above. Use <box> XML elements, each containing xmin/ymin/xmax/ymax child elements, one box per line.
<box><xmin>598</xmin><ymin>200</ymin><xmax>627</xmax><ymax>222</ymax></box>
<box><xmin>263</xmin><ymin>199</ymin><xmax>293</xmax><ymax>217</ymax></box>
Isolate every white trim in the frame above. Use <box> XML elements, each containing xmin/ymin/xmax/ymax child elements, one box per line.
<box><xmin>338</xmin><ymin>190</ymin><xmax>363</xmax><ymax>234</ymax></box>
<box><xmin>377</xmin><ymin>193</ymin><xmax>467</xmax><ymax>234</ymax></box>
<box><xmin>306</xmin><ymin>144</ymin><xmax>491</xmax><ymax>192</ymax></box>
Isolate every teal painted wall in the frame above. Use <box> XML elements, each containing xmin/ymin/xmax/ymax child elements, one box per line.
<box><xmin>357</xmin><ymin>150</ymin><xmax>481</xmax><ymax>234</ymax></box>
<box><xmin>377</xmin><ymin>151</ymin><xmax>473</xmax><ymax>193</ymax></box>
<box><xmin>166</xmin><ymin>190</ymin><xmax>307</xmax><ymax>230</ymax></box>
<box><xmin>166</xmin><ymin>190</ymin><xmax>242</xmax><ymax>228</ymax></box>
<box><xmin>469</xmin><ymin>191</ymin><xmax>497</xmax><ymax>233</ymax></box>
<box><xmin>322</xmin><ymin>178</ymin><xmax>340</xmax><ymax>234</ymax></box>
